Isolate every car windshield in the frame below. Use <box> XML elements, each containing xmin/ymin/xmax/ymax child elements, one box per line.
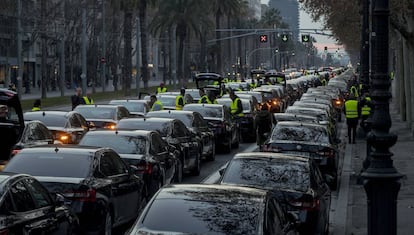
<box><xmin>117</xmin><ymin>121</ymin><xmax>171</xmax><ymax>137</ymax></box>
<box><xmin>184</xmin><ymin>106</ymin><xmax>222</xmax><ymax>118</ymax></box>
<box><xmin>109</xmin><ymin>101</ymin><xmax>146</xmax><ymax>113</ymax></box>
<box><xmin>80</xmin><ymin>135</ymin><xmax>146</xmax><ymax>154</ymax></box>
<box><xmin>141</xmin><ymin>189</ymin><xmax>260</xmax><ymax>234</ymax></box>
<box><xmin>222</xmin><ymin>158</ymin><xmax>310</xmax><ymax>192</ymax></box>
<box><xmin>271</xmin><ymin>124</ymin><xmax>330</xmax><ymax>143</ymax></box>
<box><xmin>75</xmin><ymin>107</ymin><xmax>116</xmax><ymax>120</ymax></box>
<box><xmin>24</xmin><ymin>113</ymin><xmax>67</xmax><ymax>127</ymax></box>
<box><xmin>157</xmin><ymin>96</ymin><xmax>177</xmax><ymax>107</ymax></box>
<box><xmin>4</xmin><ymin>152</ymin><xmax>92</xmax><ymax>178</ymax></box>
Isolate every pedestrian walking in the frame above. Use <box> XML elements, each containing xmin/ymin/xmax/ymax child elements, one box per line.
<box><xmin>175</xmin><ymin>88</ymin><xmax>186</xmax><ymax>110</ymax></box>
<box><xmin>149</xmin><ymin>95</ymin><xmax>164</xmax><ymax>111</ymax></box>
<box><xmin>71</xmin><ymin>87</ymin><xmax>82</xmax><ymax>110</ymax></box>
<box><xmin>344</xmin><ymin>94</ymin><xmax>360</xmax><ymax>144</ymax></box>
<box><xmin>255</xmin><ymin>103</ymin><xmax>273</xmax><ymax>150</ymax></box>
<box><xmin>82</xmin><ymin>92</ymin><xmax>94</xmax><ymax>105</ymax></box>
<box><xmin>156</xmin><ymin>83</ymin><xmax>167</xmax><ymax>94</ymax></box>
<box><xmin>31</xmin><ymin>99</ymin><xmax>41</xmax><ymax>111</ymax></box>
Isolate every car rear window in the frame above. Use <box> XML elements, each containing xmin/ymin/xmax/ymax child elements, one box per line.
<box><xmin>142</xmin><ymin>194</ymin><xmax>260</xmax><ymax>234</ymax></box>
<box><xmin>75</xmin><ymin>107</ymin><xmax>116</xmax><ymax>120</ymax></box>
<box><xmin>222</xmin><ymin>158</ymin><xmax>310</xmax><ymax>192</ymax></box>
<box><xmin>117</xmin><ymin>121</ymin><xmax>171</xmax><ymax>137</ymax></box>
<box><xmin>80</xmin><ymin>135</ymin><xmax>146</xmax><ymax>154</ymax></box>
<box><xmin>109</xmin><ymin>101</ymin><xmax>145</xmax><ymax>113</ymax></box>
<box><xmin>184</xmin><ymin>106</ymin><xmax>222</xmax><ymax>118</ymax></box>
<box><xmin>271</xmin><ymin>125</ymin><xmax>330</xmax><ymax>143</ymax></box>
<box><xmin>4</xmin><ymin>152</ymin><xmax>92</xmax><ymax>178</ymax></box>
<box><xmin>146</xmin><ymin>113</ymin><xmax>193</xmax><ymax>127</ymax></box>
<box><xmin>25</xmin><ymin>114</ymin><xmax>67</xmax><ymax>127</ymax></box>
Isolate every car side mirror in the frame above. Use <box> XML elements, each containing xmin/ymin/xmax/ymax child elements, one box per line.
<box><xmin>54</xmin><ymin>193</ymin><xmax>66</xmax><ymax>207</ymax></box>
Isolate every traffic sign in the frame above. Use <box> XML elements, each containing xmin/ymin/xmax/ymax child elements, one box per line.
<box><xmin>259</xmin><ymin>34</ymin><xmax>268</xmax><ymax>43</ymax></box>
<box><xmin>281</xmin><ymin>34</ymin><xmax>288</xmax><ymax>42</ymax></box>
<box><xmin>301</xmin><ymin>34</ymin><xmax>310</xmax><ymax>43</ymax></box>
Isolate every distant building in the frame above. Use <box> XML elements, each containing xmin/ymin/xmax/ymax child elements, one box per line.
<box><xmin>269</xmin><ymin>0</ymin><xmax>300</xmax><ymax>41</ymax></box>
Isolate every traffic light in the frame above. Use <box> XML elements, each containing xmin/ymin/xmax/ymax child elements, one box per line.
<box><xmin>301</xmin><ymin>34</ymin><xmax>310</xmax><ymax>43</ymax></box>
<box><xmin>281</xmin><ymin>34</ymin><xmax>289</xmax><ymax>42</ymax></box>
<box><xmin>259</xmin><ymin>34</ymin><xmax>268</xmax><ymax>43</ymax></box>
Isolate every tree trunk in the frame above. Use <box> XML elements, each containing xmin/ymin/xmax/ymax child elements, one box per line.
<box><xmin>123</xmin><ymin>10</ymin><xmax>132</xmax><ymax>96</ymax></box>
<box><xmin>139</xmin><ymin>1</ymin><xmax>149</xmax><ymax>89</ymax></box>
<box><xmin>178</xmin><ymin>33</ymin><xmax>185</xmax><ymax>88</ymax></box>
<box><xmin>110</xmin><ymin>11</ymin><xmax>120</xmax><ymax>91</ymax></box>
<box><xmin>41</xmin><ymin>0</ymin><xmax>47</xmax><ymax>98</ymax></box>
<box><xmin>215</xmin><ymin>14</ymin><xmax>222</xmax><ymax>74</ymax></box>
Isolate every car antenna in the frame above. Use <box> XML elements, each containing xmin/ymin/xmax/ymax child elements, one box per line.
<box><xmin>54</xmin><ymin>146</ymin><xmax>59</xmax><ymax>153</ymax></box>
<box><xmin>42</xmin><ymin>111</ymin><xmax>45</xmax><ymax>116</ymax></box>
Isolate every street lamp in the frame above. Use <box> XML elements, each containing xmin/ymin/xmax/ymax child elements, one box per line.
<box><xmin>361</xmin><ymin>0</ymin><xmax>404</xmax><ymax>235</ymax></box>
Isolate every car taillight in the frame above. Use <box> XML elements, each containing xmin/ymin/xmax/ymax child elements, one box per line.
<box><xmin>136</xmin><ymin>163</ymin><xmax>153</xmax><ymax>174</ymax></box>
<box><xmin>262</xmin><ymin>145</ymin><xmax>281</xmax><ymax>152</ymax></box>
<box><xmin>63</xmin><ymin>189</ymin><xmax>96</xmax><ymax>202</ymax></box>
<box><xmin>289</xmin><ymin>199</ymin><xmax>320</xmax><ymax>211</ymax></box>
<box><xmin>11</xmin><ymin>149</ymin><xmax>21</xmax><ymax>156</ymax></box>
<box><xmin>0</xmin><ymin>229</ymin><xmax>9</xmax><ymax>235</ymax></box>
<box><xmin>317</xmin><ymin>149</ymin><xmax>336</xmax><ymax>158</ymax></box>
<box><xmin>104</xmin><ymin>123</ymin><xmax>117</xmax><ymax>130</ymax></box>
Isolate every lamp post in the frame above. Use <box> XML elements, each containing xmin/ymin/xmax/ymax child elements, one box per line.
<box><xmin>362</xmin><ymin>0</ymin><xmax>403</xmax><ymax>234</ymax></box>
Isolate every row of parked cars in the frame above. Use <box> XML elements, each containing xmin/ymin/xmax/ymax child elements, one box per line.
<box><xmin>0</xmin><ymin>67</ymin><xmax>349</xmax><ymax>234</ymax></box>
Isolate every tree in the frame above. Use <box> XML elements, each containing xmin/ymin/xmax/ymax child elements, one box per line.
<box><xmin>150</xmin><ymin>0</ymin><xmax>210</xmax><ymax>87</ymax></box>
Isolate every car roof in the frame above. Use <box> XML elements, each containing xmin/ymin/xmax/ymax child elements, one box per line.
<box><xmin>83</xmin><ymin>129</ymin><xmax>152</xmax><ymax>137</ymax></box>
<box><xmin>109</xmin><ymin>99</ymin><xmax>147</xmax><ymax>103</ymax></box>
<box><xmin>184</xmin><ymin>103</ymin><xmax>224</xmax><ymax>108</ymax></box>
<box><xmin>146</xmin><ymin>110</ymin><xmax>195</xmax><ymax>116</ymax></box>
<box><xmin>233</xmin><ymin>152</ymin><xmax>310</xmax><ymax>162</ymax></box>
<box><xmin>119</xmin><ymin>117</ymin><xmax>175</xmax><ymax>123</ymax></box>
<box><xmin>275</xmin><ymin>121</ymin><xmax>327</xmax><ymax>129</ymax></box>
<box><xmin>17</xmin><ymin>144</ymin><xmax>104</xmax><ymax>153</ymax></box>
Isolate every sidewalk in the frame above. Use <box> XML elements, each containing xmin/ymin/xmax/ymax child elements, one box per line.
<box><xmin>345</xmin><ymin>101</ymin><xmax>414</xmax><ymax>234</ymax></box>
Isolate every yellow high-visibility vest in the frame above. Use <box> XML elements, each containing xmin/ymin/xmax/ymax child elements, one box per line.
<box><xmin>198</xmin><ymin>95</ymin><xmax>212</xmax><ymax>104</ymax></box>
<box><xmin>345</xmin><ymin>100</ymin><xmax>358</xmax><ymax>118</ymax></box>
<box><xmin>157</xmin><ymin>87</ymin><xmax>167</xmax><ymax>93</ymax></box>
<box><xmin>361</xmin><ymin>97</ymin><xmax>371</xmax><ymax>116</ymax></box>
<box><xmin>31</xmin><ymin>107</ymin><xmax>41</xmax><ymax>111</ymax></box>
<box><xmin>230</xmin><ymin>97</ymin><xmax>244</xmax><ymax>117</ymax></box>
<box><xmin>83</xmin><ymin>96</ymin><xmax>94</xmax><ymax>105</ymax></box>
<box><xmin>175</xmin><ymin>95</ymin><xmax>185</xmax><ymax>110</ymax></box>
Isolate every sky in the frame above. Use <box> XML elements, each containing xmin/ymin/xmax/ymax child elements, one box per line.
<box><xmin>261</xmin><ymin>0</ymin><xmax>339</xmax><ymax>52</ymax></box>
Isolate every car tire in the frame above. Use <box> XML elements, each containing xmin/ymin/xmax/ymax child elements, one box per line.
<box><xmin>174</xmin><ymin>160</ymin><xmax>183</xmax><ymax>183</ymax></box>
<box><xmin>190</xmin><ymin>153</ymin><xmax>201</xmax><ymax>176</ymax></box>
<box><xmin>206</xmin><ymin>143</ymin><xmax>216</xmax><ymax>161</ymax></box>
<box><xmin>103</xmin><ymin>211</ymin><xmax>112</xmax><ymax>235</ymax></box>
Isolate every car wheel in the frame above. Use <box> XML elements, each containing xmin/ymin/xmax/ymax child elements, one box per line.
<box><xmin>206</xmin><ymin>143</ymin><xmax>216</xmax><ymax>161</ymax></box>
<box><xmin>190</xmin><ymin>153</ymin><xmax>201</xmax><ymax>176</ymax></box>
<box><xmin>174</xmin><ymin>160</ymin><xmax>183</xmax><ymax>183</ymax></box>
<box><xmin>103</xmin><ymin>211</ymin><xmax>112</xmax><ymax>235</ymax></box>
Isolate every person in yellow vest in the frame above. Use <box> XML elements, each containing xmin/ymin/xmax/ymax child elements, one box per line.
<box><xmin>349</xmin><ymin>84</ymin><xmax>359</xmax><ymax>98</ymax></box>
<box><xmin>344</xmin><ymin>94</ymin><xmax>360</xmax><ymax>144</ymax></box>
<box><xmin>149</xmin><ymin>95</ymin><xmax>164</xmax><ymax>111</ymax></box>
<box><xmin>175</xmin><ymin>88</ymin><xmax>186</xmax><ymax>110</ymax></box>
<box><xmin>360</xmin><ymin>92</ymin><xmax>372</xmax><ymax>132</ymax></box>
<box><xmin>390</xmin><ymin>71</ymin><xmax>395</xmax><ymax>80</ymax></box>
<box><xmin>198</xmin><ymin>88</ymin><xmax>212</xmax><ymax>104</ymax></box>
<box><xmin>156</xmin><ymin>82</ymin><xmax>167</xmax><ymax>94</ymax></box>
<box><xmin>82</xmin><ymin>92</ymin><xmax>94</xmax><ymax>105</ymax></box>
<box><xmin>229</xmin><ymin>90</ymin><xmax>244</xmax><ymax>118</ymax></box>
<box><xmin>31</xmin><ymin>99</ymin><xmax>41</xmax><ymax>111</ymax></box>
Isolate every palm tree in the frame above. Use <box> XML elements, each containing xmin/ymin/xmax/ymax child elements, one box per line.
<box><xmin>211</xmin><ymin>0</ymin><xmax>244</xmax><ymax>74</ymax></box>
<box><xmin>150</xmin><ymin>0</ymin><xmax>210</xmax><ymax>87</ymax></box>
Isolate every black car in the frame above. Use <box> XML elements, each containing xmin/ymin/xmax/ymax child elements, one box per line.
<box><xmin>183</xmin><ymin>103</ymin><xmax>240</xmax><ymax>153</ymax></box>
<box><xmin>74</xmin><ymin>104</ymin><xmax>130</xmax><ymax>129</ymax></box>
<box><xmin>11</xmin><ymin>120</ymin><xmax>54</xmax><ymax>157</ymax></box>
<box><xmin>3</xmin><ymin>145</ymin><xmax>146</xmax><ymax>234</ymax></box>
<box><xmin>127</xmin><ymin>184</ymin><xmax>299</xmax><ymax>235</ymax></box>
<box><xmin>109</xmin><ymin>99</ymin><xmax>149</xmax><ymax>117</ymax></box>
<box><xmin>0</xmin><ymin>88</ymin><xmax>24</xmax><ymax>161</ymax></box>
<box><xmin>0</xmin><ymin>172</ymin><xmax>79</xmax><ymax>234</ymax></box>
<box><xmin>146</xmin><ymin>110</ymin><xmax>216</xmax><ymax>161</ymax></box>
<box><xmin>79</xmin><ymin>130</ymin><xmax>180</xmax><ymax>198</ymax></box>
<box><xmin>262</xmin><ymin>121</ymin><xmax>339</xmax><ymax>190</ymax></box>
<box><xmin>116</xmin><ymin>117</ymin><xmax>202</xmax><ymax>176</ymax></box>
<box><xmin>23</xmin><ymin>111</ymin><xmax>89</xmax><ymax>144</ymax></box>
<box><xmin>219</xmin><ymin>152</ymin><xmax>331</xmax><ymax>234</ymax></box>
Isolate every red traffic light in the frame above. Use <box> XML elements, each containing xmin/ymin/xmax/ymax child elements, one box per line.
<box><xmin>259</xmin><ymin>35</ymin><xmax>268</xmax><ymax>43</ymax></box>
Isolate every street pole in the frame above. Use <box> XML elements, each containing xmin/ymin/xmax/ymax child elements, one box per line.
<box><xmin>81</xmin><ymin>7</ymin><xmax>87</xmax><ymax>95</ymax></box>
<box><xmin>17</xmin><ymin>0</ymin><xmax>23</xmax><ymax>97</ymax></box>
<box><xmin>360</xmin><ymin>0</ymin><xmax>370</xmax><ymax>92</ymax></box>
<box><xmin>171</xmin><ymin>25</ymin><xmax>177</xmax><ymax>89</ymax></box>
<box><xmin>362</xmin><ymin>0</ymin><xmax>404</xmax><ymax>234</ymax></box>
<box><xmin>101</xmin><ymin>0</ymin><xmax>106</xmax><ymax>92</ymax></box>
<box><xmin>135</xmin><ymin>17</ymin><xmax>141</xmax><ymax>96</ymax></box>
